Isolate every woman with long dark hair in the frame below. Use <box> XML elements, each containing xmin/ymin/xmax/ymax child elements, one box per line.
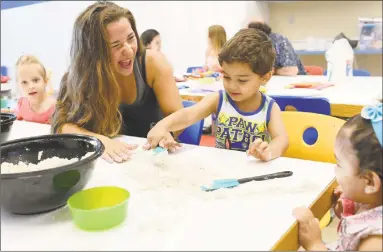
<box><xmin>52</xmin><ymin>1</ymin><xmax>183</xmax><ymax>163</ymax></box>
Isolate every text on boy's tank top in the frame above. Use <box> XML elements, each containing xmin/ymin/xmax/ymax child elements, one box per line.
<box><xmin>119</xmin><ymin>50</ymin><xmax>163</xmax><ymax>137</ymax></box>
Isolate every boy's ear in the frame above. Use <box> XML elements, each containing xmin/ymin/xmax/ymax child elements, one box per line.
<box><xmin>261</xmin><ymin>71</ymin><xmax>272</xmax><ymax>84</ymax></box>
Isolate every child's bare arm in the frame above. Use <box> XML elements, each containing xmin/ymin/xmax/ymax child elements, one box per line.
<box><xmin>247</xmin><ymin>102</ymin><xmax>288</xmax><ymax>161</ymax></box>
<box><xmin>146</xmin><ymin>93</ymin><xmax>219</xmax><ymax>148</ymax></box>
<box><xmin>265</xmin><ymin>102</ymin><xmax>289</xmax><ymax>159</ymax></box>
<box><xmin>161</xmin><ymin>93</ymin><xmax>218</xmax><ymax>132</ymax></box>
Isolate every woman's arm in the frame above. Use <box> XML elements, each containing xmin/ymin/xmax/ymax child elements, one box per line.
<box><xmin>145</xmin><ymin>50</ymin><xmax>184</xmax><ymax>135</ymax></box>
<box><xmin>59</xmin><ymin>123</ymin><xmax>105</xmax><ymax>139</ymax></box>
<box><xmin>275</xmin><ymin>66</ymin><xmax>299</xmax><ymax>76</ymax></box>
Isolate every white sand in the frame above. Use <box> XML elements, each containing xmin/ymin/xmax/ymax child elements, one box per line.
<box><xmin>1</xmin><ymin>151</ymin><xmax>95</xmax><ymax>174</ymax></box>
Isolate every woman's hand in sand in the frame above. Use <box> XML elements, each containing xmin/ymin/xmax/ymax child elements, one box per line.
<box><xmin>98</xmin><ymin>136</ymin><xmax>138</xmax><ymax>163</ymax></box>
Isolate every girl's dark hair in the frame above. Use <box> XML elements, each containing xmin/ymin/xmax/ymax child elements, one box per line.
<box><xmin>340</xmin><ymin>114</ymin><xmax>383</xmax><ymax>179</ymax></box>
<box><xmin>140</xmin><ymin>29</ymin><xmax>160</xmax><ymax>47</ymax></box>
<box><xmin>248</xmin><ymin>22</ymin><xmax>272</xmax><ymax>35</ymax></box>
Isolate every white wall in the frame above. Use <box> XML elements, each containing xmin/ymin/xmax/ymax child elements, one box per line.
<box><xmin>1</xmin><ymin>1</ymin><xmax>269</xmax><ymax>92</ymax></box>
<box><xmin>244</xmin><ymin>1</ymin><xmax>270</xmax><ymax>27</ymax></box>
<box><xmin>1</xmin><ymin>1</ymin><xmax>94</xmax><ymax>92</ymax></box>
<box><xmin>268</xmin><ymin>1</ymin><xmax>382</xmax><ymax>76</ymax></box>
<box><xmin>268</xmin><ymin>1</ymin><xmax>382</xmax><ymax>40</ymax></box>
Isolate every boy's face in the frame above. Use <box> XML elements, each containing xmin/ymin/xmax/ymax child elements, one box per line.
<box><xmin>221</xmin><ymin>61</ymin><xmax>271</xmax><ymax>102</ymax></box>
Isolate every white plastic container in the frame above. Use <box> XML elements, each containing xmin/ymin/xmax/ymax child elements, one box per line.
<box><xmin>325</xmin><ymin>38</ymin><xmax>354</xmax><ymax>84</ymax></box>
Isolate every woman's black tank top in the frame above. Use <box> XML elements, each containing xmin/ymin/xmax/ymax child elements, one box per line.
<box><xmin>119</xmin><ymin>51</ymin><xmax>163</xmax><ymax>137</ymax></box>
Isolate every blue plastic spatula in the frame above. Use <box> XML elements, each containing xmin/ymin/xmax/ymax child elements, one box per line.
<box><xmin>152</xmin><ymin>146</ymin><xmax>168</xmax><ymax>155</ymax></box>
<box><xmin>200</xmin><ymin>171</ymin><xmax>293</xmax><ymax>192</ymax></box>
<box><xmin>132</xmin><ymin>146</ymin><xmax>168</xmax><ymax>159</ymax></box>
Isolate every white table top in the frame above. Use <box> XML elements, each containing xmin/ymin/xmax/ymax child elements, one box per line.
<box><xmin>1</xmin><ymin>121</ymin><xmax>335</xmax><ymax>251</ymax></box>
<box><xmin>179</xmin><ymin>75</ymin><xmax>382</xmax><ymax>106</ymax></box>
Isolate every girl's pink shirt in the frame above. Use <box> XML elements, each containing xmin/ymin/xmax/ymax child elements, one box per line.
<box><xmin>15</xmin><ymin>97</ymin><xmax>55</xmax><ymax>124</ymax></box>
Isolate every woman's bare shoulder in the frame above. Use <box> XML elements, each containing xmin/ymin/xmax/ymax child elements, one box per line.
<box><xmin>144</xmin><ymin>50</ymin><xmax>173</xmax><ymax>85</ymax></box>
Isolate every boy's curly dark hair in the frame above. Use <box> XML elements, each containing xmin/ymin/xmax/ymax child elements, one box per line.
<box><xmin>218</xmin><ymin>28</ymin><xmax>275</xmax><ymax>77</ymax></box>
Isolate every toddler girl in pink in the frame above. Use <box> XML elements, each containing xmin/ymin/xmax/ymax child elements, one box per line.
<box><xmin>293</xmin><ymin>102</ymin><xmax>382</xmax><ymax>251</ymax></box>
<box><xmin>15</xmin><ymin>55</ymin><xmax>56</xmax><ymax>124</ymax></box>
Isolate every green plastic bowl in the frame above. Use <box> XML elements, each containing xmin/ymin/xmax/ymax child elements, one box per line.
<box><xmin>67</xmin><ymin>186</ymin><xmax>130</xmax><ymax>231</ymax></box>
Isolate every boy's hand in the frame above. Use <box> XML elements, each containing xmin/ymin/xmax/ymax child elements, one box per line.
<box><xmin>247</xmin><ymin>138</ymin><xmax>272</xmax><ymax>161</ymax></box>
<box><xmin>145</xmin><ymin>126</ymin><xmax>181</xmax><ymax>153</ymax></box>
<box><xmin>293</xmin><ymin>207</ymin><xmax>325</xmax><ymax>251</ymax></box>
<box><xmin>158</xmin><ymin>132</ymin><xmax>182</xmax><ymax>153</ymax></box>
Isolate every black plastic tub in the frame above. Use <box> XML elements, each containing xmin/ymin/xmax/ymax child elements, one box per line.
<box><xmin>1</xmin><ymin>113</ymin><xmax>17</xmax><ymax>143</ymax></box>
<box><xmin>0</xmin><ymin>134</ymin><xmax>104</xmax><ymax>215</ymax></box>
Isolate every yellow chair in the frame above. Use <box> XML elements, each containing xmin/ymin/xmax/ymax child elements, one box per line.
<box><xmin>281</xmin><ymin>111</ymin><xmax>346</xmax><ymax>229</ymax></box>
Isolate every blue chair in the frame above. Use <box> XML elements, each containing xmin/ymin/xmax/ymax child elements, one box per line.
<box><xmin>353</xmin><ymin>69</ymin><xmax>371</xmax><ymax>76</ymax></box>
<box><xmin>323</xmin><ymin>69</ymin><xmax>371</xmax><ymax>76</ymax></box>
<box><xmin>270</xmin><ymin>95</ymin><xmax>331</xmax><ymax>147</ymax></box>
<box><xmin>1</xmin><ymin>66</ymin><xmax>8</xmax><ymax>76</ymax></box>
<box><xmin>186</xmin><ymin>66</ymin><xmax>204</xmax><ymax>74</ymax></box>
<box><xmin>177</xmin><ymin>100</ymin><xmax>204</xmax><ymax>145</ymax></box>
<box><xmin>270</xmin><ymin>96</ymin><xmax>331</xmax><ymax>115</ymax></box>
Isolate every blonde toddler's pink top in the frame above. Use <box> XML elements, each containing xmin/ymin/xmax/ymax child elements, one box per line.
<box><xmin>16</xmin><ymin>97</ymin><xmax>55</xmax><ymax>124</ymax></box>
<box><xmin>327</xmin><ymin>205</ymin><xmax>382</xmax><ymax>251</ymax></box>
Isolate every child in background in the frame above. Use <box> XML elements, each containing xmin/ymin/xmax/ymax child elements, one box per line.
<box><xmin>204</xmin><ymin>25</ymin><xmax>227</xmax><ymax>73</ymax></box>
<box><xmin>146</xmin><ymin>29</ymin><xmax>289</xmax><ymax>162</ymax></box>
<box><xmin>15</xmin><ymin>55</ymin><xmax>56</xmax><ymax>124</ymax></box>
<box><xmin>140</xmin><ymin>29</ymin><xmax>187</xmax><ymax>82</ymax></box>
<box><xmin>140</xmin><ymin>29</ymin><xmax>162</xmax><ymax>52</ymax></box>
<box><xmin>293</xmin><ymin>102</ymin><xmax>382</xmax><ymax>251</ymax></box>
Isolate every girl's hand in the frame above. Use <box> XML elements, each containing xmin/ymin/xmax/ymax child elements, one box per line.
<box><xmin>293</xmin><ymin>207</ymin><xmax>324</xmax><ymax>251</ymax></box>
<box><xmin>247</xmin><ymin>138</ymin><xmax>272</xmax><ymax>161</ymax></box>
<box><xmin>333</xmin><ymin>185</ymin><xmax>344</xmax><ymax>219</ymax></box>
<box><xmin>98</xmin><ymin>136</ymin><xmax>138</xmax><ymax>163</ymax></box>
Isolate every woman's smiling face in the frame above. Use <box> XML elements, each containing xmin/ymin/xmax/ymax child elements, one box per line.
<box><xmin>107</xmin><ymin>17</ymin><xmax>138</xmax><ymax>76</ymax></box>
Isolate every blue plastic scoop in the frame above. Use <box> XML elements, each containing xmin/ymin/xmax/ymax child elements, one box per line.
<box><xmin>200</xmin><ymin>171</ymin><xmax>293</xmax><ymax>192</ymax></box>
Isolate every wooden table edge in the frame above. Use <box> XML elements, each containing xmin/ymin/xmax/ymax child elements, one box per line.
<box><xmin>271</xmin><ymin>178</ymin><xmax>338</xmax><ymax>251</ymax></box>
